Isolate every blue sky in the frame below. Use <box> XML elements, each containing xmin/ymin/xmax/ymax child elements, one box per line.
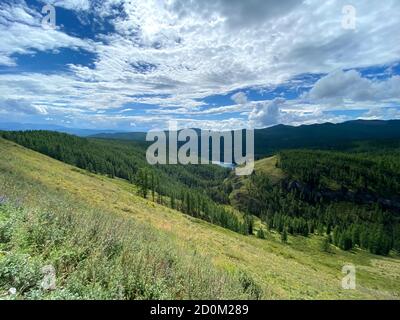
<box><xmin>0</xmin><ymin>0</ymin><xmax>399</xmax><ymax>131</ymax></box>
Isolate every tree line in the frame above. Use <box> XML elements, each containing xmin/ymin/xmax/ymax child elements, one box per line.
<box><xmin>232</xmin><ymin>152</ymin><xmax>400</xmax><ymax>255</ymax></box>
<box><xmin>0</xmin><ymin>131</ymin><xmax>245</xmax><ymax>234</ymax></box>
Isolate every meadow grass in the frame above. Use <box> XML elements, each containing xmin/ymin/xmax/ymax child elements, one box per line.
<box><xmin>0</xmin><ymin>140</ymin><xmax>260</xmax><ymax>300</ymax></box>
<box><xmin>0</xmin><ymin>138</ymin><xmax>399</xmax><ymax>299</ymax></box>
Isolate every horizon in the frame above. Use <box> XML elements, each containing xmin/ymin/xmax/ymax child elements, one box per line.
<box><xmin>0</xmin><ymin>1</ymin><xmax>399</xmax><ymax>131</ymax></box>
<box><xmin>2</xmin><ymin>118</ymin><xmax>400</xmax><ymax>134</ymax></box>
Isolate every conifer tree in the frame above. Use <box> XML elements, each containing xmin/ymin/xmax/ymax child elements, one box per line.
<box><xmin>281</xmin><ymin>228</ymin><xmax>288</xmax><ymax>243</ymax></box>
<box><xmin>320</xmin><ymin>237</ymin><xmax>331</xmax><ymax>253</ymax></box>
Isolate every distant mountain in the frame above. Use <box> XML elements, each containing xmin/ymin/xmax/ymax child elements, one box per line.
<box><xmin>89</xmin><ymin>119</ymin><xmax>400</xmax><ymax>157</ymax></box>
<box><xmin>91</xmin><ymin>131</ymin><xmax>147</xmax><ymax>141</ymax></box>
<box><xmin>253</xmin><ymin>119</ymin><xmax>400</xmax><ymax>157</ymax></box>
<box><xmin>3</xmin><ymin>120</ymin><xmax>400</xmax><ymax>156</ymax></box>
<box><xmin>0</xmin><ymin>122</ymin><xmax>122</xmax><ymax>137</ymax></box>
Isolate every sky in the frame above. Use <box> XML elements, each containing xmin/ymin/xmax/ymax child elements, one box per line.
<box><xmin>0</xmin><ymin>0</ymin><xmax>399</xmax><ymax>131</ymax></box>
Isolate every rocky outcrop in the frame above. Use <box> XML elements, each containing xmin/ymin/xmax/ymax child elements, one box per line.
<box><xmin>282</xmin><ymin>179</ymin><xmax>400</xmax><ymax>213</ymax></box>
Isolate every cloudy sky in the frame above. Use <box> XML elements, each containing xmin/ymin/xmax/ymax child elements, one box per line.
<box><xmin>0</xmin><ymin>0</ymin><xmax>399</xmax><ymax>131</ymax></box>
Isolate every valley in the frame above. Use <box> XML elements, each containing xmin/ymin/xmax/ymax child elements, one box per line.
<box><xmin>1</xmin><ymin>125</ymin><xmax>400</xmax><ymax>299</ymax></box>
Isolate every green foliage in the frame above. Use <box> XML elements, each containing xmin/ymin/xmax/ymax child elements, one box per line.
<box><xmin>2</xmin><ymin>131</ymin><xmax>400</xmax><ymax>257</ymax></box>
<box><xmin>253</xmin><ymin>120</ymin><xmax>400</xmax><ymax>157</ymax></box>
<box><xmin>281</xmin><ymin>229</ymin><xmax>288</xmax><ymax>243</ymax></box>
<box><xmin>320</xmin><ymin>237</ymin><xmax>331</xmax><ymax>253</ymax></box>
<box><xmin>0</xmin><ymin>131</ymin><xmax>229</xmax><ymax>201</ymax></box>
<box><xmin>0</xmin><ymin>131</ymin><xmax>244</xmax><ymax>234</ymax></box>
<box><xmin>233</xmin><ymin>147</ymin><xmax>400</xmax><ymax>256</ymax></box>
<box><xmin>278</xmin><ymin>149</ymin><xmax>400</xmax><ymax>196</ymax></box>
<box><xmin>0</xmin><ymin>201</ymin><xmax>259</xmax><ymax>300</ymax></box>
<box><xmin>0</xmin><ymin>253</ymin><xmax>42</xmax><ymax>294</ymax></box>
<box><xmin>394</xmin><ymin>225</ymin><xmax>400</xmax><ymax>253</ymax></box>
<box><xmin>1</xmin><ymin>136</ymin><xmax>400</xmax><ymax>299</ymax></box>
<box><xmin>256</xmin><ymin>228</ymin><xmax>265</xmax><ymax>239</ymax></box>
<box><xmin>238</xmin><ymin>271</ymin><xmax>262</xmax><ymax>300</ymax></box>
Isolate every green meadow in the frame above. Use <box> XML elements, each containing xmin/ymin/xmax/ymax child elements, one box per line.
<box><xmin>0</xmin><ymin>138</ymin><xmax>399</xmax><ymax>299</ymax></box>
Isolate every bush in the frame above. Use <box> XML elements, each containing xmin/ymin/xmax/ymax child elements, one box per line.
<box><xmin>238</xmin><ymin>271</ymin><xmax>262</xmax><ymax>300</ymax></box>
<box><xmin>0</xmin><ymin>253</ymin><xmax>42</xmax><ymax>294</ymax></box>
<box><xmin>320</xmin><ymin>237</ymin><xmax>331</xmax><ymax>253</ymax></box>
<box><xmin>0</xmin><ymin>201</ymin><xmax>262</xmax><ymax>300</ymax></box>
<box><xmin>256</xmin><ymin>228</ymin><xmax>265</xmax><ymax>239</ymax></box>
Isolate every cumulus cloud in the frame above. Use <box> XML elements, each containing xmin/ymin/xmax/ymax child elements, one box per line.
<box><xmin>248</xmin><ymin>98</ymin><xmax>284</xmax><ymax>128</ymax></box>
<box><xmin>42</xmin><ymin>0</ymin><xmax>91</xmax><ymax>11</ymax></box>
<box><xmin>0</xmin><ymin>98</ymin><xmax>48</xmax><ymax>115</ymax></box>
<box><xmin>172</xmin><ymin>0</ymin><xmax>301</xmax><ymax>29</ymax></box>
<box><xmin>1</xmin><ymin>0</ymin><xmax>400</xmax><ymax>129</ymax></box>
<box><xmin>362</xmin><ymin>107</ymin><xmax>400</xmax><ymax>120</ymax></box>
<box><xmin>0</xmin><ymin>1</ymin><xmax>94</xmax><ymax>67</ymax></box>
<box><xmin>55</xmin><ymin>0</ymin><xmax>400</xmax><ymax>110</ymax></box>
<box><xmin>231</xmin><ymin>92</ymin><xmax>248</xmax><ymax>105</ymax></box>
<box><xmin>308</xmin><ymin>70</ymin><xmax>400</xmax><ymax>104</ymax></box>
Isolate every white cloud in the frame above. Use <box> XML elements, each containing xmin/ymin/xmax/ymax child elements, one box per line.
<box><xmin>361</xmin><ymin>107</ymin><xmax>400</xmax><ymax>120</ymax></box>
<box><xmin>308</xmin><ymin>70</ymin><xmax>400</xmax><ymax>104</ymax></box>
<box><xmin>171</xmin><ymin>0</ymin><xmax>300</xmax><ymax>29</ymax></box>
<box><xmin>0</xmin><ymin>1</ymin><xmax>94</xmax><ymax>67</ymax></box>
<box><xmin>231</xmin><ymin>92</ymin><xmax>248</xmax><ymax>105</ymax></box>
<box><xmin>65</xmin><ymin>0</ymin><xmax>400</xmax><ymax>109</ymax></box>
<box><xmin>0</xmin><ymin>98</ymin><xmax>48</xmax><ymax>115</ymax></box>
<box><xmin>42</xmin><ymin>0</ymin><xmax>91</xmax><ymax>11</ymax></box>
<box><xmin>1</xmin><ymin>0</ymin><xmax>400</xmax><ymax>129</ymax></box>
<box><xmin>248</xmin><ymin>98</ymin><xmax>284</xmax><ymax>128</ymax></box>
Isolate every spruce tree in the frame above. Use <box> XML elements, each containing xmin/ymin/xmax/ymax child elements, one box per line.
<box><xmin>320</xmin><ymin>237</ymin><xmax>331</xmax><ymax>253</ymax></box>
<box><xmin>281</xmin><ymin>228</ymin><xmax>288</xmax><ymax>243</ymax></box>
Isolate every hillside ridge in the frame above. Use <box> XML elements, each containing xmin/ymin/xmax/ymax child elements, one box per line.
<box><xmin>1</xmin><ymin>138</ymin><xmax>400</xmax><ymax>299</ymax></box>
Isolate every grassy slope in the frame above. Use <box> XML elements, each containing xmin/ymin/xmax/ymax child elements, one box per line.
<box><xmin>229</xmin><ymin>156</ymin><xmax>284</xmax><ymax>202</ymax></box>
<box><xmin>254</xmin><ymin>156</ymin><xmax>285</xmax><ymax>183</ymax></box>
<box><xmin>1</xmin><ymin>138</ymin><xmax>399</xmax><ymax>299</ymax></box>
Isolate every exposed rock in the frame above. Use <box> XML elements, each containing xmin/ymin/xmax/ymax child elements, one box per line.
<box><xmin>282</xmin><ymin>178</ymin><xmax>400</xmax><ymax>213</ymax></box>
<box><xmin>8</xmin><ymin>287</ymin><xmax>16</xmax><ymax>295</ymax></box>
<box><xmin>0</xmin><ymin>195</ymin><xmax>7</xmax><ymax>205</ymax></box>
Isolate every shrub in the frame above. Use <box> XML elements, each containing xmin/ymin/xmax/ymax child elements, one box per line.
<box><xmin>256</xmin><ymin>228</ymin><xmax>265</xmax><ymax>239</ymax></box>
<box><xmin>0</xmin><ymin>253</ymin><xmax>42</xmax><ymax>294</ymax></box>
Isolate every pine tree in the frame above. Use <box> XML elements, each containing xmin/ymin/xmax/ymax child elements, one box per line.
<box><xmin>137</xmin><ymin>168</ymin><xmax>149</xmax><ymax>198</ymax></box>
<box><xmin>244</xmin><ymin>214</ymin><xmax>254</xmax><ymax>235</ymax></box>
<box><xmin>320</xmin><ymin>237</ymin><xmax>331</xmax><ymax>253</ymax></box>
<box><xmin>281</xmin><ymin>228</ymin><xmax>288</xmax><ymax>243</ymax></box>
<box><xmin>151</xmin><ymin>173</ymin><xmax>155</xmax><ymax>202</ymax></box>
<box><xmin>340</xmin><ymin>230</ymin><xmax>353</xmax><ymax>251</ymax></box>
<box><xmin>333</xmin><ymin>226</ymin><xmax>340</xmax><ymax>246</ymax></box>
<box><xmin>326</xmin><ymin>223</ymin><xmax>332</xmax><ymax>235</ymax></box>
<box><xmin>317</xmin><ymin>223</ymin><xmax>324</xmax><ymax>235</ymax></box>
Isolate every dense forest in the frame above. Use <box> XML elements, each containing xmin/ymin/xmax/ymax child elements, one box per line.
<box><xmin>253</xmin><ymin>119</ymin><xmax>400</xmax><ymax>157</ymax></box>
<box><xmin>232</xmin><ymin>146</ymin><xmax>400</xmax><ymax>255</ymax></box>
<box><xmin>278</xmin><ymin>149</ymin><xmax>400</xmax><ymax>196</ymax></box>
<box><xmin>0</xmin><ymin>131</ymin><xmax>247</xmax><ymax>234</ymax></box>
<box><xmin>1</xmin><ymin>129</ymin><xmax>400</xmax><ymax>256</ymax></box>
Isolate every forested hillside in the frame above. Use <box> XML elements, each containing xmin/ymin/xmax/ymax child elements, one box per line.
<box><xmin>278</xmin><ymin>149</ymin><xmax>400</xmax><ymax>197</ymax></box>
<box><xmin>253</xmin><ymin>120</ymin><xmax>400</xmax><ymax>157</ymax></box>
<box><xmin>1</xmin><ymin>129</ymin><xmax>400</xmax><ymax>257</ymax></box>
<box><xmin>0</xmin><ymin>131</ymin><xmax>246</xmax><ymax>234</ymax></box>
<box><xmin>0</xmin><ymin>138</ymin><xmax>259</xmax><ymax>300</ymax></box>
<box><xmin>89</xmin><ymin>120</ymin><xmax>400</xmax><ymax>158</ymax></box>
<box><xmin>230</xmin><ymin>148</ymin><xmax>400</xmax><ymax>256</ymax></box>
<box><xmin>1</xmin><ymin>137</ymin><xmax>400</xmax><ymax>299</ymax></box>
